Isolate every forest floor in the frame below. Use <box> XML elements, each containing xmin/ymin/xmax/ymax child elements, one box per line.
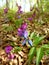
<box><xmin>0</xmin><ymin>12</ymin><xmax>49</xmax><ymax>65</ymax></box>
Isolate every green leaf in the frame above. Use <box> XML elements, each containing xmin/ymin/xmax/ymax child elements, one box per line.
<box><xmin>28</xmin><ymin>47</ymin><xmax>36</xmax><ymax>65</ymax></box>
<box><xmin>45</xmin><ymin>50</ymin><xmax>49</xmax><ymax>55</ymax></box>
<box><xmin>3</xmin><ymin>25</ymin><xmax>14</xmax><ymax>32</ymax></box>
<box><xmin>42</xmin><ymin>44</ymin><xmax>49</xmax><ymax>55</ymax></box>
<box><xmin>36</xmin><ymin>47</ymin><xmax>44</xmax><ymax>65</ymax></box>
<box><xmin>28</xmin><ymin>31</ymin><xmax>30</xmax><ymax>36</ymax></box>
<box><xmin>30</xmin><ymin>32</ymin><xmax>37</xmax><ymax>39</ymax></box>
<box><xmin>33</xmin><ymin>36</ymin><xmax>45</xmax><ymax>46</ymax></box>
<box><xmin>42</xmin><ymin>44</ymin><xmax>49</xmax><ymax>49</ymax></box>
<box><xmin>13</xmin><ymin>47</ymin><xmax>22</xmax><ymax>53</ymax></box>
<box><xmin>14</xmin><ymin>18</ymin><xmax>23</xmax><ymax>28</ymax></box>
<box><xmin>6</xmin><ymin>25</ymin><xmax>14</xmax><ymax>32</ymax></box>
<box><xmin>10</xmin><ymin>42</ymin><xmax>16</xmax><ymax>47</ymax></box>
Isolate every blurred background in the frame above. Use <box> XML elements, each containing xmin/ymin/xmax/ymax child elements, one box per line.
<box><xmin>0</xmin><ymin>0</ymin><xmax>36</xmax><ymax>12</ymax></box>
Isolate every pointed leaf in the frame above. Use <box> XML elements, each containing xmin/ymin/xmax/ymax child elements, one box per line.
<box><xmin>30</xmin><ymin>32</ymin><xmax>37</xmax><ymax>39</ymax></box>
<box><xmin>42</xmin><ymin>44</ymin><xmax>49</xmax><ymax>55</ymax></box>
<box><xmin>28</xmin><ymin>47</ymin><xmax>36</xmax><ymax>65</ymax></box>
<box><xmin>33</xmin><ymin>36</ymin><xmax>45</xmax><ymax>46</ymax></box>
<box><xmin>45</xmin><ymin>50</ymin><xmax>49</xmax><ymax>55</ymax></box>
<box><xmin>36</xmin><ymin>47</ymin><xmax>44</xmax><ymax>65</ymax></box>
<box><xmin>42</xmin><ymin>44</ymin><xmax>49</xmax><ymax>49</ymax></box>
<box><xmin>14</xmin><ymin>18</ymin><xmax>23</xmax><ymax>28</ymax></box>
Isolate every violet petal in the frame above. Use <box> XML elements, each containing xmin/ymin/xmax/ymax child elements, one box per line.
<box><xmin>8</xmin><ymin>54</ymin><xmax>15</xmax><ymax>59</ymax></box>
<box><xmin>23</xmin><ymin>30</ymin><xmax>28</xmax><ymax>39</ymax></box>
<box><xmin>21</xmin><ymin>23</ymin><xmax>27</xmax><ymax>30</ymax></box>
<box><xmin>22</xmin><ymin>39</ymin><xmax>26</xmax><ymax>45</ymax></box>
<box><xmin>28</xmin><ymin>18</ymin><xmax>32</xmax><ymax>21</ymax></box>
<box><xmin>5</xmin><ymin>46</ymin><xmax>12</xmax><ymax>54</ymax></box>
<box><xmin>4</xmin><ymin>8</ymin><xmax>8</xmax><ymax>13</ymax></box>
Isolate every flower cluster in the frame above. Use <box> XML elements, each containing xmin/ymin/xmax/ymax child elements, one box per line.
<box><xmin>4</xmin><ymin>8</ymin><xmax>8</xmax><ymax>13</ymax></box>
<box><xmin>5</xmin><ymin>45</ymin><xmax>15</xmax><ymax>59</ymax></box>
<box><xmin>18</xmin><ymin>22</ymin><xmax>33</xmax><ymax>46</ymax></box>
<box><xmin>5</xmin><ymin>46</ymin><xmax>12</xmax><ymax>54</ymax></box>
<box><xmin>18</xmin><ymin>22</ymin><xmax>27</xmax><ymax>37</ymax></box>
<box><xmin>28</xmin><ymin>17</ymin><xmax>32</xmax><ymax>21</ymax></box>
<box><xmin>17</xmin><ymin>5</ymin><xmax>23</xmax><ymax>14</ymax></box>
<box><xmin>22</xmin><ymin>39</ymin><xmax>32</xmax><ymax>46</ymax></box>
<box><xmin>8</xmin><ymin>53</ymin><xmax>15</xmax><ymax>59</ymax></box>
<box><xmin>18</xmin><ymin>16</ymin><xmax>21</xmax><ymax>19</ymax></box>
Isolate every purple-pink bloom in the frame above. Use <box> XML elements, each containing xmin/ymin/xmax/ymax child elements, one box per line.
<box><xmin>17</xmin><ymin>23</ymin><xmax>27</xmax><ymax>37</ymax></box>
<box><xmin>4</xmin><ymin>8</ymin><xmax>8</xmax><ymax>13</ymax></box>
<box><xmin>28</xmin><ymin>18</ymin><xmax>32</xmax><ymax>21</ymax></box>
<box><xmin>18</xmin><ymin>28</ymin><xmax>22</xmax><ymax>32</ymax></box>
<box><xmin>18</xmin><ymin>6</ymin><xmax>21</xmax><ymax>11</ymax></box>
<box><xmin>17</xmin><ymin>5</ymin><xmax>23</xmax><ymax>14</ymax></box>
<box><xmin>21</xmin><ymin>23</ymin><xmax>27</xmax><ymax>30</ymax></box>
<box><xmin>8</xmin><ymin>53</ymin><xmax>15</xmax><ymax>59</ymax></box>
<box><xmin>19</xmin><ymin>11</ymin><xmax>23</xmax><ymax>13</ymax></box>
<box><xmin>18</xmin><ymin>16</ymin><xmax>21</xmax><ymax>19</ymax></box>
<box><xmin>5</xmin><ymin>46</ymin><xmax>12</xmax><ymax>54</ymax></box>
<box><xmin>18</xmin><ymin>10</ymin><xmax>23</xmax><ymax>14</ymax></box>
<box><xmin>18</xmin><ymin>28</ymin><xmax>23</xmax><ymax>36</ymax></box>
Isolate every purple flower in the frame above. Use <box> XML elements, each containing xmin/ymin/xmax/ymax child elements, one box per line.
<box><xmin>22</xmin><ymin>39</ymin><xmax>26</xmax><ymax>45</ymax></box>
<box><xmin>4</xmin><ymin>8</ymin><xmax>8</xmax><ymax>13</ymax></box>
<box><xmin>19</xmin><ymin>11</ymin><xmax>23</xmax><ymax>13</ymax></box>
<box><xmin>18</xmin><ymin>16</ymin><xmax>21</xmax><ymax>19</ymax></box>
<box><xmin>28</xmin><ymin>18</ymin><xmax>32</xmax><ymax>21</ymax></box>
<box><xmin>5</xmin><ymin>46</ymin><xmax>12</xmax><ymax>54</ymax></box>
<box><xmin>17</xmin><ymin>23</ymin><xmax>27</xmax><ymax>37</ymax></box>
<box><xmin>21</xmin><ymin>23</ymin><xmax>27</xmax><ymax>30</ymax></box>
<box><xmin>8</xmin><ymin>53</ymin><xmax>15</xmax><ymax>59</ymax></box>
<box><xmin>18</xmin><ymin>6</ymin><xmax>21</xmax><ymax>10</ymax></box>
<box><xmin>17</xmin><ymin>6</ymin><xmax>23</xmax><ymax>14</ymax></box>
<box><xmin>23</xmin><ymin>30</ymin><xmax>28</xmax><ymax>39</ymax></box>
<box><xmin>22</xmin><ymin>39</ymin><xmax>32</xmax><ymax>46</ymax></box>
<box><xmin>18</xmin><ymin>28</ymin><xmax>23</xmax><ymax>36</ymax></box>
<box><xmin>18</xmin><ymin>28</ymin><xmax>22</xmax><ymax>32</ymax></box>
<box><xmin>18</xmin><ymin>10</ymin><xmax>23</xmax><ymax>14</ymax></box>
